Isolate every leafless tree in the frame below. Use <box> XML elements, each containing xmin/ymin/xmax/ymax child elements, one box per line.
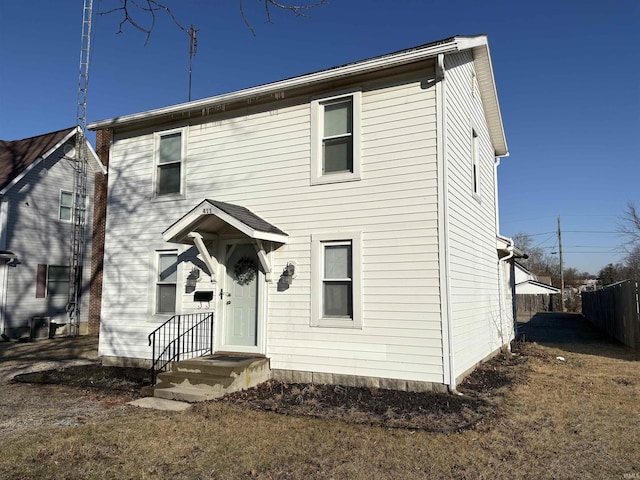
<box><xmin>101</xmin><ymin>0</ymin><xmax>327</xmax><ymax>43</ymax></box>
<box><xmin>619</xmin><ymin>200</ymin><xmax>640</xmax><ymax>247</ymax></box>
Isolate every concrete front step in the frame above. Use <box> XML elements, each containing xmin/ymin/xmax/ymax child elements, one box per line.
<box><xmin>152</xmin><ymin>355</ymin><xmax>270</xmax><ymax>403</ymax></box>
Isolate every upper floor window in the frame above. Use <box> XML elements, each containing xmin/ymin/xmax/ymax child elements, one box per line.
<box><xmin>311</xmin><ymin>91</ymin><xmax>361</xmax><ymax>185</ymax></box>
<box><xmin>59</xmin><ymin>191</ymin><xmax>73</xmax><ymax>222</ymax></box>
<box><xmin>472</xmin><ymin>129</ymin><xmax>480</xmax><ymax>198</ymax></box>
<box><xmin>59</xmin><ymin>191</ymin><xmax>87</xmax><ymax>222</ymax></box>
<box><xmin>155</xmin><ymin>130</ymin><xmax>184</xmax><ymax>197</ymax></box>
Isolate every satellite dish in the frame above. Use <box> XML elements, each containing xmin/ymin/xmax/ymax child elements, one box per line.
<box><xmin>63</xmin><ymin>144</ymin><xmax>74</xmax><ymax>156</ymax></box>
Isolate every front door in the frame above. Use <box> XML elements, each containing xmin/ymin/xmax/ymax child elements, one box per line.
<box><xmin>221</xmin><ymin>243</ymin><xmax>259</xmax><ymax>351</ymax></box>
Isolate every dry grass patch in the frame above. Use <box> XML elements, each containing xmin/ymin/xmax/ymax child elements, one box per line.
<box><xmin>1</xmin><ymin>339</ymin><xmax>639</xmax><ymax>479</ymax></box>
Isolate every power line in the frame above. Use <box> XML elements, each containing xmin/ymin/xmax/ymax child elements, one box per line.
<box><xmin>563</xmin><ymin>230</ymin><xmax>620</xmax><ymax>234</ymax></box>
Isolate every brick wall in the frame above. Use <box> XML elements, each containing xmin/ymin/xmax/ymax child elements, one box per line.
<box><xmin>88</xmin><ymin>129</ymin><xmax>110</xmax><ymax>335</ymax></box>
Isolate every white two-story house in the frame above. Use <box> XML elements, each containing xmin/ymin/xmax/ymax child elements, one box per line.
<box><xmin>89</xmin><ymin>35</ymin><xmax>519</xmax><ymax>393</ymax></box>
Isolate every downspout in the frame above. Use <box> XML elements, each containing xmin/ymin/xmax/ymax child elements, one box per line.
<box><xmin>0</xmin><ymin>195</ymin><xmax>7</xmax><ymax>336</ymax></box>
<box><xmin>497</xmin><ymin>235</ymin><xmax>515</xmax><ymax>351</ymax></box>
<box><xmin>436</xmin><ymin>53</ymin><xmax>460</xmax><ymax>395</ymax></box>
<box><xmin>495</xmin><ymin>158</ymin><xmax>515</xmax><ymax>349</ymax></box>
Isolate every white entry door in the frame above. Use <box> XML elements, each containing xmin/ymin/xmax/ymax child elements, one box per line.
<box><xmin>221</xmin><ymin>243</ymin><xmax>259</xmax><ymax>351</ymax></box>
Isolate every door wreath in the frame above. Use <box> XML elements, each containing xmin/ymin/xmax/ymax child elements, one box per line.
<box><xmin>234</xmin><ymin>256</ymin><xmax>257</xmax><ymax>285</ymax></box>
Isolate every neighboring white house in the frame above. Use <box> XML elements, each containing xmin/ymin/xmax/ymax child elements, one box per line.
<box><xmin>0</xmin><ymin>127</ymin><xmax>105</xmax><ymax>339</ymax></box>
<box><xmin>89</xmin><ymin>35</ymin><xmax>520</xmax><ymax>392</ymax></box>
<box><xmin>514</xmin><ymin>262</ymin><xmax>560</xmax><ymax>318</ymax></box>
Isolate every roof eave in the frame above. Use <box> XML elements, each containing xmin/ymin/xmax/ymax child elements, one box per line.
<box><xmin>88</xmin><ymin>37</ymin><xmax>467</xmax><ymax>131</ymax></box>
<box><xmin>88</xmin><ymin>35</ymin><xmax>508</xmax><ymax>158</ymax></box>
<box><xmin>461</xmin><ymin>36</ymin><xmax>508</xmax><ymax>157</ymax></box>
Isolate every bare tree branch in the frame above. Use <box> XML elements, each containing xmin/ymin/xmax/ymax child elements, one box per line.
<box><xmin>619</xmin><ymin>200</ymin><xmax>640</xmax><ymax>248</ymax></box>
<box><xmin>101</xmin><ymin>0</ymin><xmax>327</xmax><ymax>42</ymax></box>
<box><xmin>100</xmin><ymin>0</ymin><xmax>189</xmax><ymax>45</ymax></box>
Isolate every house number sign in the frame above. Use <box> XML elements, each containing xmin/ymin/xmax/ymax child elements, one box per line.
<box><xmin>202</xmin><ymin>208</ymin><xmax>213</xmax><ymax>214</ymax></box>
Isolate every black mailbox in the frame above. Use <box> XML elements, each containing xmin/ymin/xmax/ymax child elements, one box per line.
<box><xmin>194</xmin><ymin>291</ymin><xmax>214</xmax><ymax>302</ymax></box>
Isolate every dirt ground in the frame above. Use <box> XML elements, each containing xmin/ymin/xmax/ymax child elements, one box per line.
<box><xmin>220</xmin><ymin>346</ymin><xmax>527</xmax><ymax>432</ymax></box>
<box><xmin>0</xmin><ymin>334</ymin><xmax>525</xmax><ymax>439</ymax></box>
<box><xmin>2</xmin><ymin>345</ymin><xmax>523</xmax><ymax>437</ymax></box>
<box><xmin>0</xmin><ymin>315</ymin><xmax>638</xmax><ymax>479</ymax></box>
<box><xmin>0</xmin><ymin>336</ymin><xmax>140</xmax><ymax>445</ymax></box>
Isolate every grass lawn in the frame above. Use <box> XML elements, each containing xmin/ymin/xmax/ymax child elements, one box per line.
<box><xmin>1</xmin><ymin>337</ymin><xmax>639</xmax><ymax>479</ymax></box>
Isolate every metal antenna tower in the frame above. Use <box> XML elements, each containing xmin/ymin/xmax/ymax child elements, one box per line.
<box><xmin>67</xmin><ymin>0</ymin><xmax>94</xmax><ymax>335</ymax></box>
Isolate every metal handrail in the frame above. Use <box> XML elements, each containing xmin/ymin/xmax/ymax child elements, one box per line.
<box><xmin>148</xmin><ymin>312</ymin><xmax>214</xmax><ymax>385</ymax></box>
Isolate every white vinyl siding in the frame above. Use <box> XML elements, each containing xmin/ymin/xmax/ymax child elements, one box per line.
<box><xmin>100</xmin><ymin>66</ymin><xmax>445</xmax><ymax>383</ymax></box>
<box><xmin>444</xmin><ymin>51</ymin><xmax>506</xmax><ymax>378</ymax></box>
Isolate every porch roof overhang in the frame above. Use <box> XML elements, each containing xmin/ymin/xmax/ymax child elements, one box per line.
<box><xmin>516</xmin><ymin>280</ymin><xmax>561</xmax><ymax>295</ymax></box>
<box><xmin>162</xmin><ymin>199</ymin><xmax>288</xmax><ymax>245</ymax></box>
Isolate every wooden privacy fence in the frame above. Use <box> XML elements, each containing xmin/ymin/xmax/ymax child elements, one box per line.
<box><xmin>582</xmin><ymin>280</ymin><xmax>640</xmax><ymax>349</ymax></box>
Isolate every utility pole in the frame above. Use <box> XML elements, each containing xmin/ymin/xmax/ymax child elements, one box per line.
<box><xmin>558</xmin><ymin>216</ymin><xmax>566</xmax><ymax>313</ymax></box>
<box><xmin>188</xmin><ymin>25</ymin><xmax>198</xmax><ymax>101</ymax></box>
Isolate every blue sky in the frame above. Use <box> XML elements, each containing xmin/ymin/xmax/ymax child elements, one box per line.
<box><xmin>1</xmin><ymin>0</ymin><xmax>638</xmax><ymax>274</ymax></box>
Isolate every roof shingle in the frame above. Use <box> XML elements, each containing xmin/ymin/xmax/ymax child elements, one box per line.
<box><xmin>0</xmin><ymin>127</ymin><xmax>75</xmax><ymax>191</ymax></box>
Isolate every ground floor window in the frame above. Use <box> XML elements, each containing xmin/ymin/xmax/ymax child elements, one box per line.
<box><xmin>156</xmin><ymin>252</ymin><xmax>178</xmax><ymax>314</ymax></box>
<box><xmin>36</xmin><ymin>265</ymin><xmax>70</xmax><ymax>298</ymax></box>
<box><xmin>311</xmin><ymin>231</ymin><xmax>362</xmax><ymax>328</ymax></box>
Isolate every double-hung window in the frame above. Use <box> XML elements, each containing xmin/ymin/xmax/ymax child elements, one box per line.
<box><xmin>60</xmin><ymin>191</ymin><xmax>87</xmax><ymax>223</ymax></box>
<box><xmin>36</xmin><ymin>265</ymin><xmax>71</xmax><ymax>298</ymax></box>
<box><xmin>156</xmin><ymin>252</ymin><xmax>178</xmax><ymax>314</ymax></box>
<box><xmin>155</xmin><ymin>130</ymin><xmax>184</xmax><ymax>197</ymax></box>
<box><xmin>47</xmin><ymin>266</ymin><xmax>71</xmax><ymax>296</ymax></box>
<box><xmin>311</xmin><ymin>91</ymin><xmax>361</xmax><ymax>185</ymax></box>
<box><xmin>311</xmin><ymin>232</ymin><xmax>362</xmax><ymax>328</ymax></box>
<box><xmin>471</xmin><ymin>129</ymin><xmax>480</xmax><ymax>199</ymax></box>
<box><xmin>59</xmin><ymin>191</ymin><xmax>73</xmax><ymax>222</ymax></box>
<box><xmin>323</xmin><ymin>241</ymin><xmax>353</xmax><ymax>317</ymax></box>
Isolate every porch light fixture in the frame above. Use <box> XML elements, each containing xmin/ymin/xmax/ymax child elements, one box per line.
<box><xmin>186</xmin><ymin>267</ymin><xmax>200</xmax><ymax>288</ymax></box>
<box><xmin>282</xmin><ymin>262</ymin><xmax>296</xmax><ymax>286</ymax></box>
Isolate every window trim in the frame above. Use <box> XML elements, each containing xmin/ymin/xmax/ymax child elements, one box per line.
<box><xmin>155</xmin><ymin>251</ymin><xmax>179</xmax><ymax>315</ymax></box>
<box><xmin>154</xmin><ymin>127</ymin><xmax>186</xmax><ymax>198</ymax></box>
<box><xmin>311</xmin><ymin>231</ymin><xmax>362</xmax><ymax>328</ymax></box>
<box><xmin>58</xmin><ymin>190</ymin><xmax>73</xmax><ymax>222</ymax></box>
<box><xmin>471</xmin><ymin>128</ymin><xmax>481</xmax><ymax>201</ymax></box>
<box><xmin>36</xmin><ymin>264</ymin><xmax>71</xmax><ymax>298</ymax></box>
<box><xmin>311</xmin><ymin>90</ymin><xmax>362</xmax><ymax>185</ymax></box>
